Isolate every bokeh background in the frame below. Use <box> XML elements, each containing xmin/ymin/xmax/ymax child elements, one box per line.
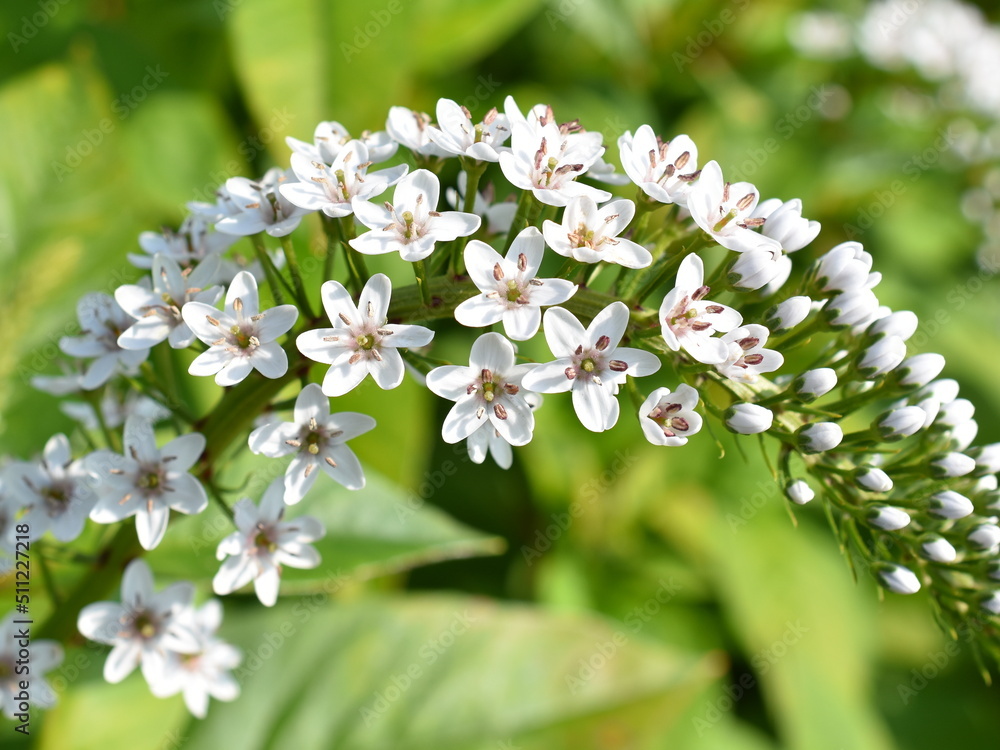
<box><xmin>2</xmin><ymin>0</ymin><xmax>1000</xmax><ymax>748</ymax></box>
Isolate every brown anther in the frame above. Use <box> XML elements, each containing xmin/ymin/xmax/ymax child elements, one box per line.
<box><xmin>744</xmin><ymin>353</ymin><xmax>764</xmax><ymax>365</ymax></box>
<box><xmin>574</xmin><ymin>345</ymin><xmax>584</xmax><ymax>355</ymax></box>
<box><xmin>677</xmin><ymin>170</ymin><xmax>701</xmax><ymax>182</ymax></box>
<box><xmin>503</xmin><ymin>383</ymin><xmax>519</xmax><ymax>395</ymax></box>
<box><xmin>244</xmin><ymin>202</ymin><xmax>260</xmax><ymax>209</ymax></box>
<box><xmin>348</xmin><ymin>352</ymin><xmax>363</xmax><ymax>365</ymax></box>
<box><xmin>665</xmin><ymin>403</ymin><xmax>683</xmax><ymax>414</ymax></box>
<box><xmin>323</xmin><ymin>335</ymin><xmax>340</xmax><ymax>342</ymax></box>
<box><xmin>691</xmin><ymin>321</ymin><xmax>712</xmax><ymax>331</ymax></box>
<box><xmin>285</xmin><ymin>439</ymin><xmax>301</xmax><ymax>448</ymax></box>
<box><xmin>705</xmin><ymin>305</ymin><xmax>724</xmax><ymax>314</ymax></box>
<box><xmin>528</xmin><ymin>279</ymin><xmax>543</xmax><ymax>286</ymax></box>
<box><xmin>376</xmin><ymin>328</ymin><xmax>394</xmax><ymax>336</ymax></box>
<box><xmin>475</xmin><ymin>406</ymin><xmax>486</xmax><ymax>419</ymax></box>
<box><xmin>736</xmin><ymin>193</ymin><xmax>755</xmax><ymax>212</ymax></box>
<box><xmin>564</xmin><ymin>367</ymin><xmax>576</xmax><ymax>380</ymax></box>
<box><xmin>692</xmin><ymin>285</ymin><xmax>711</xmax><ymax>301</ymax></box>
<box><xmin>206</xmin><ymin>315</ymin><xmax>221</xmax><ymax>327</ymax></box>
<box><xmin>595</xmin><ymin>335</ymin><xmax>611</xmax><ymax>351</ymax></box>
<box><xmin>304</xmin><ymin>463</ymin><xmax>315</xmax><ymax>478</ymax></box>
<box><xmin>722</xmin><ymin>182</ymin><xmax>731</xmax><ymax>203</ymax></box>
<box><xmin>742</xmin><ymin>217</ymin><xmax>765</xmax><ymax>228</ymax></box>
<box><xmin>493</xmin><ymin>403</ymin><xmax>508</xmax><ymax>420</ymax></box>
<box><xmin>339</xmin><ymin>312</ymin><xmax>352</xmax><ymax>325</ymax></box>
<box><xmin>493</xmin><ymin>263</ymin><xmax>504</xmax><ymax>281</ymax></box>
<box><xmin>671</xmin><ymin>417</ymin><xmax>690</xmax><ymax>432</ymax></box>
<box><xmin>738</xmin><ymin>337</ymin><xmax>760</xmax><ymax>350</ymax></box>
<box><xmin>481</xmin><ymin>368</ymin><xmax>493</xmax><ymax>382</ymax></box>
<box><xmin>674</xmin><ymin>151</ymin><xmax>691</xmax><ymax>170</ymax></box>
<box><xmin>466</xmin><ymin>384</ymin><xmax>476</xmax><ymax>395</ymax></box>
<box><xmin>517</xmin><ymin>253</ymin><xmax>527</xmax><ymax>272</ymax></box>
<box><xmin>119</xmin><ymin>493</ymin><xmax>132</xmax><ymax>505</ymax></box>
<box><xmin>325</xmin><ymin>457</ymin><xmax>337</xmax><ymax>468</ymax></box>
<box><xmin>609</xmin><ymin>360</ymin><xmax>628</xmax><ymax>372</ymax></box>
<box><xmin>371</xmin><ymin>349</ymin><xmax>383</xmax><ymax>362</ymax></box>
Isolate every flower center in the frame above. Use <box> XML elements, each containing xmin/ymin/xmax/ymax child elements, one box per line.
<box><xmin>138</xmin><ymin>471</ymin><xmax>161</xmax><ymax>491</ymax></box>
<box><xmin>133</xmin><ymin>612</ymin><xmax>158</xmax><ymax>640</ymax></box>
<box><xmin>505</xmin><ymin>280</ymin><xmax>522</xmax><ymax>303</ymax></box>
<box><xmin>230</xmin><ymin>325</ymin><xmax>256</xmax><ymax>350</ymax></box>
<box><xmin>305</xmin><ymin>430</ymin><xmax>323</xmax><ymax>455</ymax></box>
<box><xmin>713</xmin><ymin>208</ymin><xmax>739</xmax><ymax>233</ymax></box>
<box><xmin>254</xmin><ymin>530</ymin><xmax>278</xmax><ymax>554</ymax></box>
<box><xmin>356</xmin><ymin>334</ymin><xmax>375</xmax><ymax>350</ymax></box>
<box><xmin>581</xmin><ymin>357</ymin><xmax>597</xmax><ymax>373</ymax></box>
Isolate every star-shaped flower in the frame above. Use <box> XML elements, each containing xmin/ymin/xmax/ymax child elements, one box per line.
<box><xmin>541</xmin><ymin>196</ymin><xmax>651</xmax><ymax>268</ymax></box>
<box><xmin>638</xmin><ymin>385</ymin><xmax>703</xmax><ymax>446</ymax></box>
<box><xmin>349</xmin><ymin>169</ymin><xmax>481</xmax><ymax>262</ymax></box>
<box><xmin>687</xmin><ymin>161</ymin><xmax>781</xmax><ymax>254</ymax></box>
<box><xmin>116</xmin><ymin>254</ymin><xmax>224</xmax><ymax>350</ymax></box>
<box><xmin>248</xmin><ymin>383</ymin><xmax>375</xmax><ymax>503</ymax></box>
<box><xmin>465</xmin><ymin>392</ymin><xmax>543</xmax><ymax>469</ymax></box>
<box><xmin>59</xmin><ymin>293</ymin><xmax>150</xmax><ymax>390</ymax></box>
<box><xmin>659</xmin><ymin>254</ymin><xmax>742</xmax><ymax>365</ymax></box>
<box><xmin>715</xmin><ymin>324</ymin><xmax>784</xmax><ymax>383</ymax></box>
<box><xmin>618</xmin><ymin>126</ymin><xmax>700</xmax><ymax>206</ymax></box>
<box><xmin>296</xmin><ymin>274</ymin><xmax>434</xmax><ymax>397</ymax></box>
<box><xmin>521</xmin><ymin>302</ymin><xmax>661</xmax><ymax>432</ymax></box>
<box><xmin>454</xmin><ymin>226</ymin><xmax>577</xmax><ymax>341</ymax></box>
<box><xmin>167</xmin><ymin>600</ymin><xmax>242</xmax><ymax>718</ymax></box>
<box><xmin>87</xmin><ymin>416</ymin><xmax>208</xmax><ymax>550</ymax></box>
<box><xmin>426</xmin><ymin>332</ymin><xmax>537</xmax><ymax>448</ymax></box>
<box><xmin>182</xmin><ymin>271</ymin><xmax>299</xmax><ymax>386</ymax></box>
<box><xmin>215</xmin><ymin>168</ymin><xmax>309</xmax><ymax>238</ymax></box>
<box><xmin>286</xmin><ymin>120</ymin><xmax>398</xmax><ymax>165</ymax></box>
<box><xmin>130</xmin><ymin>213</ymin><xmax>237</xmax><ymax>271</ymax></box>
<box><xmin>213</xmin><ymin>479</ymin><xmax>325</xmax><ymax>606</ymax></box>
<box><xmin>385</xmin><ymin>106</ymin><xmax>452</xmax><ymax>158</ymax></box>
<box><xmin>426</xmin><ymin>98</ymin><xmax>511</xmax><ymax>162</ymax></box>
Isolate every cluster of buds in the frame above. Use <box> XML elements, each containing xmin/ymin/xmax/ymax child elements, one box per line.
<box><xmin>3</xmin><ymin>93</ymin><xmax>999</xmax><ymax>719</ymax></box>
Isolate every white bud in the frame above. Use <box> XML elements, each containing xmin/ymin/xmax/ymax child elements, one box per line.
<box><xmin>968</xmin><ymin>524</ymin><xmax>1000</xmax><ymax>551</ymax></box>
<box><xmin>765</xmin><ymin>295</ymin><xmax>811</xmax><ymax>333</ymax></box>
<box><xmin>758</xmin><ymin>197</ymin><xmax>820</xmax><ymax>252</ymax></box>
<box><xmin>866</xmin><ymin>310</ymin><xmax>918</xmax><ymax>341</ymax></box>
<box><xmin>857</xmin><ymin>335</ymin><xmax>907</xmax><ymax>378</ymax></box>
<box><xmin>970</xmin><ymin>444</ymin><xmax>1000</xmax><ymax>475</ymax></box>
<box><xmin>946</xmin><ymin>419</ymin><xmax>978</xmax><ymax>452</ymax></box>
<box><xmin>785</xmin><ymin>479</ymin><xmax>815</xmax><ymax>505</ymax></box>
<box><xmin>919</xmin><ymin>535</ymin><xmax>957</xmax><ymax>563</ymax></box>
<box><xmin>855</xmin><ymin>466</ymin><xmax>893</xmax><ymax>493</ymax></box>
<box><xmin>911</xmin><ymin>396</ymin><xmax>940</xmax><ymax>428</ymax></box>
<box><xmin>936</xmin><ymin>398</ymin><xmax>974</xmax><ymax>427</ymax></box>
<box><xmin>988</xmin><ymin>561</ymin><xmax>1000</xmax><ymax>581</ymax></box>
<box><xmin>816</xmin><ymin>241</ymin><xmax>873</xmax><ymax>292</ymax></box>
<box><xmin>728</xmin><ymin>249</ymin><xmax>783</xmax><ymax>291</ymax></box>
<box><xmin>868</xmin><ymin>505</ymin><xmax>911</xmax><ymax>530</ymax></box>
<box><xmin>826</xmin><ymin>288</ymin><xmax>879</xmax><ymax>328</ymax></box>
<box><xmin>930</xmin><ymin>452</ymin><xmax>976</xmax><ymax>478</ymax></box>
<box><xmin>928</xmin><ymin>490</ymin><xmax>974</xmax><ymax>519</ymax></box>
<box><xmin>760</xmin><ymin>254</ymin><xmax>793</xmax><ymax>297</ymax></box>
<box><xmin>793</xmin><ymin>368</ymin><xmax>837</xmax><ymax>401</ymax></box>
<box><xmin>796</xmin><ymin>422</ymin><xmax>843</xmax><ymax>453</ymax></box>
<box><xmin>980</xmin><ymin>592</ymin><xmax>1000</xmax><ymax>615</ymax></box>
<box><xmin>895</xmin><ymin>353</ymin><xmax>946</xmax><ymax>387</ymax></box>
<box><xmin>916</xmin><ymin>378</ymin><xmax>959</xmax><ymax>406</ymax></box>
<box><xmin>874</xmin><ymin>406</ymin><xmax>926</xmax><ymax>441</ymax></box>
<box><xmin>876</xmin><ymin>563</ymin><xmax>921</xmax><ymax>595</ymax></box>
<box><xmin>724</xmin><ymin>403</ymin><xmax>773</xmax><ymax>434</ymax></box>
<box><xmin>975</xmin><ymin>474</ymin><xmax>999</xmax><ymax>493</ymax></box>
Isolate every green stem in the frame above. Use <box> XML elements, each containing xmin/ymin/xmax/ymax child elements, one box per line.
<box><xmin>280</xmin><ymin>235</ymin><xmax>314</xmax><ymax>317</ymax></box>
<box><xmin>502</xmin><ymin>191</ymin><xmax>541</xmax><ymax>252</ymax></box>
<box><xmin>623</xmin><ymin>233</ymin><xmax>711</xmax><ymax>305</ymax></box>
<box><xmin>413</xmin><ymin>259</ymin><xmax>434</xmax><ymax>307</ymax></box>
<box><xmin>249</xmin><ymin>234</ymin><xmax>292</xmax><ymax>305</ymax></box>
<box><xmin>451</xmin><ymin>158</ymin><xmax>487</xmax><ymax>274</ymax></box>
<box><xmin>86</xmin><ymin>388</ymin><xmax>120</xmax><ymax>452</ymax></box>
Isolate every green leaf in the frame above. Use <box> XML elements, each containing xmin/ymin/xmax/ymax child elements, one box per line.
<box><xmin>179</xmin><ymin>594</ymin><xmax>722</xmax><ymax>749</ymax></box>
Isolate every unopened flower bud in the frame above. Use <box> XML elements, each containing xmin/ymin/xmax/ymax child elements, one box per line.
<box><xmin>857</xmin><ymin>336</ymin><xmax>907</xmax><ymax>378</ymax></box>
<box><xmin>916</xmin><ymin>378</ymin><xmax>959</xmax><ymax>406</ymax></box>
<box><xmin>764</xmin><ymin>295</ymin><xmax>811</xmax><ymax>333</ymax></box>
<box><xmin>946</xmin><ymin>420</ymin><xmax>978</xmax><ymax>452</ymax></box>
<box><xmin>874</xmin><ymin>406</ymin><xmax>926</xmax><ymax>441</ymax></box>
<box><xmin>980</xmin><ymin>592</ymin><xmax>1000</xmax><ymax>615</ymax></box>
<box><xmin>936</xmin><ymin>398</ymin><xmax>974</xmax><ymax>427</ymax></box>
<box><xmin>816</xmin><ymin>241</ymin><xmax>873</xmax><ymax>292</ymax></box>
<box><xmin>875</xmin><ymin>562</ymin><xmax>921</xmax><ymax>595</ymax></box>
<box><xmin>796</xmin><ymin>422</ymin><xmax>843</xmax><ymax>453</ymax></box>
<box><xmin>895</xmin><ymin>353</ymin><xmax>946</xmax><ymax>388</ymax></box>
<box><xmin>866</xmin><ymin>310</ymin><xmax>918</xmax><ymax>341</ymax></box>
<box><xmin>855</xmin><ymin>466</ymin><xmax>893</xmax><ymax>493</ymax></box>
<box><xmin>728</xmin><ymin>249</ymin><xmax>783</xmax><ymax>291</ymax></box>
<box><xmin>919</xmin><ymin>534</ymin><xmax>957</xmax><ymax>563</ymax></box>
<box><xmin>724</xmin><ymin>403</ymin><xmax>773</xmax><ymax>434</ymax></box>
<box><xmin>757</xmin><ymin>197</ymin><xmax>820</xmax><ymax>252</ymax></box>
<box><xmin>975</xmin><ymin>474</ymin><xmax>999</xmax><ymax>494</ymax></box>
<box><xmin>969</xmin><ymin>443</ymin><xmax>1000</xmax><ymax>475</ymax></box>
<box><xmin>785</xmin><ymin>479</ymin><xmax>814</xmax><ymax>505</ymax></box>
<box><xmin>793</xmin><ymin>368</ymin><xmax>837</xmax><ymax>401</ymax></box>
<box><xmin>928</xmin><ymin>490</ymin><xmax>974</xmax><ymax>519</ymax></box>
<box><xmin>988</xmin><ymin>561</ymin><xmax>1000</xmax><ymax>581</ymax></box>
<box><xmin>826</xmin><ymin>288</ymin><xmax>880</xmax><ymax>328</ymax></box>
<box><xmin>868</xmin><ymin>505</ymin><xmax>911</xmax><ymax>530</ymax></box>
<box><xmin>968</xmin><ymin>524</ymin><xmax>1000</xmax><ymax>551</ymax></box>
<box><xmin>930</xmin><ymin>452</ymin><xmax>976</xmax><ymax>478</ymax></box>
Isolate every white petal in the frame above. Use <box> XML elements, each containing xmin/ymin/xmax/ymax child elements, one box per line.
<box><xmin>368</xmin><ymin>348</ymin><xmax>405</xmax><ymax>390</ymax></box>
<box><xmin>251</xmin><ymin>343</ymin><xmax>289</xmax><ymax>379</ymax></box>
<box><xmin>135</xmin><ymin>504</ymin><xmax>171</xmax><ymax>550</ymax></box>
<box><xmin>255</xmin><ymin>305</ymin><xmax>299</xmax><ymax>342</ymax></box>
<box><xmin>540</xmin><ymin>307</ymin><xmax>586</xmax><ymax>357</ymax></box>
<box><xmin>573</xmin><ymin>382</ymin><xmax>619</xmax><ymax>432</ymax></box>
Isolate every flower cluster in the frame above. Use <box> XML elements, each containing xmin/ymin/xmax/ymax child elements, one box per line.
<box><xmin>7</xmin><ymin>91</ymin><xmax>1000</xmax><ymax>720</ymax></box>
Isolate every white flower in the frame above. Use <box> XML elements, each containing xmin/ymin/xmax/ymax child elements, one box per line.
<box><xmin>5</xmin><ymin>434</ymin><xmax>96</xmax><ymax>543</ymax></box>
<box><xmin>521</xmin><ymin>302</ymin><xmax>661</xmax><ymax>432</ymax></box>
<box><xmin>59</xmin><ymin>293</ymin><xmax>150</xmax><ymax>390</ymax></box>
<box><xmin>728</xmin><ymin>248</ymin><xmax>785</xmax><ymax>291</ymax></box>
<box><xmin>498</xmin><ymin>96</ymin><xmax>610</xmax><ymax>208</ymax></box>
<box><xmin>168</xmin><ymin>600</ymin><xmax>242</xmax><ymax>719</ymax></box>
<box><xmin>618</xmin><ymin>126</ymin><xmax>699</xmax><ymax>206</ymax></box>
<box><xmin>659</xmin><ymin>254</ymin><xmax>742</xmax><ymax>364</ymax></box>
<box><xmin>920</xmin><ymin>534</ymin><xmax>957</xmax><ymax>563</ymax></box>
<box><xmin>715</xmin><ymin>324</ymin><xmax>784</xmax><ymax>383</ymax></box>
<box><xmin>855</xmin><ymin>466</ymin><xmax>893</xmax><ymax>493</ymax></box>
<box><xmin>445</xmin><ymin>172</ymin><xmax>517</xmax><ymax>235</ymax></box>
<box><xmin>248</xmin><ymin>383</ymin><xmax>375</xmax><ymax>503</ymax></box>
<box><xmin>875</xmin><ymin>406</ymin><xmax>927</xmax><ymax>441</ymax></box>
<box><xmin>129</xmin><ymin>213</ymin><xmax>238</xmax><ymax>271</ymax></box>
<box><xmin>87</xmin><ymin>417</ymin><xmax>207</xmax><ymax>550</ymax></box>
<box><xmin>896</xmin><ymin>353</ymin><xmax>946</xmax><ymax>387</ymax></box>
<box><xmin>797</xmin><ymin>422</ymin><xmax>843</xmax><ymax>453</ymax></box>
<box><xmin>931</xmin><ymin>451</ymin><xmax>976</xmax><ymax>478</ymax></box>
<box><xmin>981</xmin><ymin>592</ymin><xmax>1000</xmax><ymax>616</ymax></box>
<box><xmin>0</xmin><ymin>614</ymin><xmax>62</xmax><ymax>718</ymax></box>
<box><xmin>826</xmin><ymin>288</ymin><xmax>880</xmax><ymax>328</ymax></box>
<box><xmin>426</xmin><ymin>99</ymin><xmax>511</xmax><ymax>162</ymax></box>
<box><xmin>281</xmin><ymin>140</ymin><xmax>408</xmax><ymax>219</ymax></box>
<box><xmin>286</xmin><ymin>120</ymin><xmax>397</xmax><ymax>165</ymax></box>
<box><xmin>465</xmin><ymin>392</ymin><xmax>543</xmax><ymax>469</ymax></box>
<box><xmin>724</xmin><ymin>403</ymin><xmax>773</xmax><ymax>434</ymax></box>
<box><xmin>213</xmin><ymin>480</ymin><xmax>325</xmax><ymax>607</ymax></box>
<box><xmin>929</xmin><ymin>490</ymin><xmax>974</xmax><ymax>519</ymax></box>
<box><xmin>793</xmin><ymin>368</ymin><xmax>838</xmax><ymax>401</ymax></box>
<box><xmin>215</xmin><ymin>168</ymin><xmax>309</xmax><ymax>237</ymax></box>
<box><xmin>296</xmin><ymin>274</ymin><xmax>433</xmax><ymax>396</ymax></box>
<box><xmin>867</xmin><ymin>310</ymin><xmax>919</xmax><ymax>341</ymax></box>
<box><xmin>936</xmin><ymin>398</ymin><xmax>974</xmax><ymax>427</ymax></box>
<box><xmin>349</xmin><ymin>169</ymin><xmax>481</xmax><ymax>261</ymax></box>
<box><xmin>454</xmin><ymin>227</ymin><xmax>577</xmax><ymax>341</ymax></box>
<box><xmin>386</xmin><ymin>106</ymin><xmax>452</xmax><ymax>158</ymax></box>
<box><xmin>638</xmin><ymin>384</ymin><xmax>702</xmax><ymax>446</ymax></box>
<box><xmin>857</xmin><ymin>335</ymin><xmax>907</xmax><ymax>378</ymax></box>
<box><xmin>60</xmin><ymin>385</ymin><xmax>169</xmax><ymax>433</ymax></box>
<box><xmin>785</xmin><ymin>480</ymin><xmax>815</xmax><ymax>505</ymax></box>
<box><xmin>182</xmin><ymin>271</ymin><xmax>298</xmax><ymax>386</ymax></box>
<box><xmin>868</xmin><ymin>505</ymin><xmax>911</xmax><ymax>530</ymax></box>
<box><xmin>687</xmin><ymin>161</ymin><xmax>781</xmax><ymax>254</ymax></box>
<box><xmin>968</xmin><ymin>524</ymin><xmax>1000</xmax><ymax>551</ymax></box>
<box><xmin>77</xmin><ymin>559</ymin><xmax>199</xmax><ymax>691</ymax></box>
<box><xmin>586</xmin><ymin>155</ymin><xmax>631</xmax><ymax>186</ymax></box>
<box><xmin>541</xmin><ymin>196</ymin><xmax>651</xmax><ymax>268</ymax></box>
<box><xmin>876</xmin><ymin>563</ymin><xmax>921</xmax><ymax>595</ymax></box>
<box><xmin>815</xmin><ymin>241</ymin><xmax>878</xmax><ymax>292</ymax></box>
<box><xmin>116</xmin><ymin>254</ymin><xmax>224</xmax><ymax>350</ymax></box>
<box><xmin>970</xmin><ymin>443</ymin><xmax>1000</xmax><ymax>474</ymax></box>
<box><xmin>764</xmin><ymin>295</ymin><xmax>813</xmax><ymax>333</ymax></box>
<box><xmin>751</xmin><ymin>197</ymin><xmax>820</xmax><ymax>252</ymax></box>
